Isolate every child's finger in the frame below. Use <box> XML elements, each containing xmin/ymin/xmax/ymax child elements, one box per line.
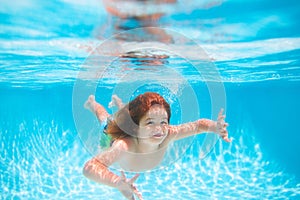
<box><xmin>222</xmin><ymin>135</ymin><xmax>231</xmax><ymax>143</ymax></box>
<box><xmin>133</xmin><ymin>187</ymin><xmax>143</xmax><ymax>200</ymax></box>
<box><xmin>129</xmin><ymin>174</ymin><xmax>140</xmax><ymax>184</ymax></box>
<box><xmin>120</xmin><ymin>171</ymin><xmax>126</xmax><ymax>180</ymax></box>
<box><xmin>218</xmin><ymin>110</ymin><xmax>225</xmax><ymax>121</ymax></box>
<box><xmin>218</xmin><ymin>115</ymin><xmax>225</xmax><ymax>121</ymax></box>
<box><xmin>218</xmin><ymin>108</ymin><xmax>224</xmax><ymax>116</ymax></box>
<box><xmin>225</xmin><ymin>138</ymin><xmax>232</xmax><ymax>142</ymax></box>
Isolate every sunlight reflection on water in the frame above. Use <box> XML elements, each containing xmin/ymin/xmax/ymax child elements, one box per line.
<box><xmin>1</xmin><ymin>119</ymin><xmax>300</xmax><ymax>199</ymax></box>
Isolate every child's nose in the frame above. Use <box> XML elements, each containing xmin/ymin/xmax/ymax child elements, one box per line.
<box><xmin>155</xmin><ymin>125</ymin><xmax>164</xmax><ymax>132</ymax></box>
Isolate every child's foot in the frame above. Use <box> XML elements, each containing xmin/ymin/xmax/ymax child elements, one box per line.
<box><xmin>108</xmin><ymin>95</ymin><xmax>124</xmax><ymax>109</ymax></box>
<box><xmin>84</xmin><ymin>95</ymin><xmax>96</xmax><ymax>113</ymax></box>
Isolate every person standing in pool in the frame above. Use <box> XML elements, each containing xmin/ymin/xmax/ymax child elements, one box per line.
<box><xmin>83</xmin><ymin>92</ymin><xmax>230</xmax><ymax>200</ymax></box>
<box><xmin>99</xmin><ymin>0</ymin><xmax>176</xmax><ymax>43</ymax></box>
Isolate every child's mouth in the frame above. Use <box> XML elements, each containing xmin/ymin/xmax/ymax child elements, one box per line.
<box><xmin>152</xmin><ymin>133</ymin><xmax>164</xmax><ymax>138</ymax></box>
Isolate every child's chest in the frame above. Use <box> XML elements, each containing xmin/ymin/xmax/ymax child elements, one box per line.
<box><xmin>118</xmin><ymin>148</ymin><xmax>166</xmax><ymax>172</ymax></box>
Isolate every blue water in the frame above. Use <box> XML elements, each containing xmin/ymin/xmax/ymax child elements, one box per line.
<box><xmin>1</xmin><ymin>0</ymin><xmax>300</xmax><ymax>199</ymax></box>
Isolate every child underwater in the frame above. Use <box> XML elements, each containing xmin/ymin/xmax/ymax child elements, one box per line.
<box><xmin>83</xmin><ymin>92</ymin><xmax>230</xmax><ymax>200</ymax></box>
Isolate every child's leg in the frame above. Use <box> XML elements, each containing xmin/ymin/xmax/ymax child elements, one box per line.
<box><xmin>108</xmin><ymin>95</ymin><xmax>124</xmax><ymax>110</ymax></box>
<box><xmin>84</xmin><ymin>95</ymin><xmax>110</xmax><ymax>123</ymax></box>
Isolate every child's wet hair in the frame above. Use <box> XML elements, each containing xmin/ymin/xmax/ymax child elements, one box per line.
<box><xmin>106</xmin><ymin>92</ymin><xmax>171</xmax><ymax>139</ymax></box>
<box><xmin>129</xmin><ymin>92</ymin><xmax>171</xmax><ymax>125</ymax></box>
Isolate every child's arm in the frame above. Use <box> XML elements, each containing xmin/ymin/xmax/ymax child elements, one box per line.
<box><xmin>168</xmin><ymin>109</ymin><xmax>231</xmax><ymax>142</ymax></box>
<box><xmin>83</xmin><ymin>140</ymin><xmax>142</xmax><ymax>199</ymax></box>
<box><xmin>83</xmin><ymin>140</ymin><xmax>126</xmax><ymax>187</ymax></box>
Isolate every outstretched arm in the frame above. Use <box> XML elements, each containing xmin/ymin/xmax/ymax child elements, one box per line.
<box><xmin>168</xmin><ymin>109</ymin><xmax>230</xmax><ymax>142</ymax></box>
<box><xmin>83</xmin><ymin>140</ymin><xmax>143</xmax><ymax>200</ymax></box>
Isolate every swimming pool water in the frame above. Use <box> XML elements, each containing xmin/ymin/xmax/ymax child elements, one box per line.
<box><xmin>1</xmin><ymin>0</ymin><xmax>300</xmax><ymax>199</ymax></box>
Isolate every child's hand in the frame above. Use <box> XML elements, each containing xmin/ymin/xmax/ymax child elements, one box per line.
<box><xmin>116</xmin><ymin>171</ymin><xmax>143</xmax><ymax>200</ymax></box>
<box><xmin>216</xmin><ymin>109</ymin><xmax>231</xmax><ymax>142</ymax></box>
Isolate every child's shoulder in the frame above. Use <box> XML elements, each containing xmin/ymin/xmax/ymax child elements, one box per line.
<box><xmin>111</xmin><ymin>137</ymin><xmax>134</xmax><ymax>151</ymax></box>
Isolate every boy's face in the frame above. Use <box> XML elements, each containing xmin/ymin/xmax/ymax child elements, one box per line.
<box><xmin>137</xmin><ymin>104</ymin><xmax>169</xmax><ymax>145</ymax></box>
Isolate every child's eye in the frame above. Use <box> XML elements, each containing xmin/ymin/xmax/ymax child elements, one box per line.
<box><xmin>161</xmin><ymin>121</ymin><xmax>168</xmax><ymax>125</ymax></box>
<box><xmin>146</xmin><ymin>121</ymin><xmax>154</xmax><ymax>125</ymax></box>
